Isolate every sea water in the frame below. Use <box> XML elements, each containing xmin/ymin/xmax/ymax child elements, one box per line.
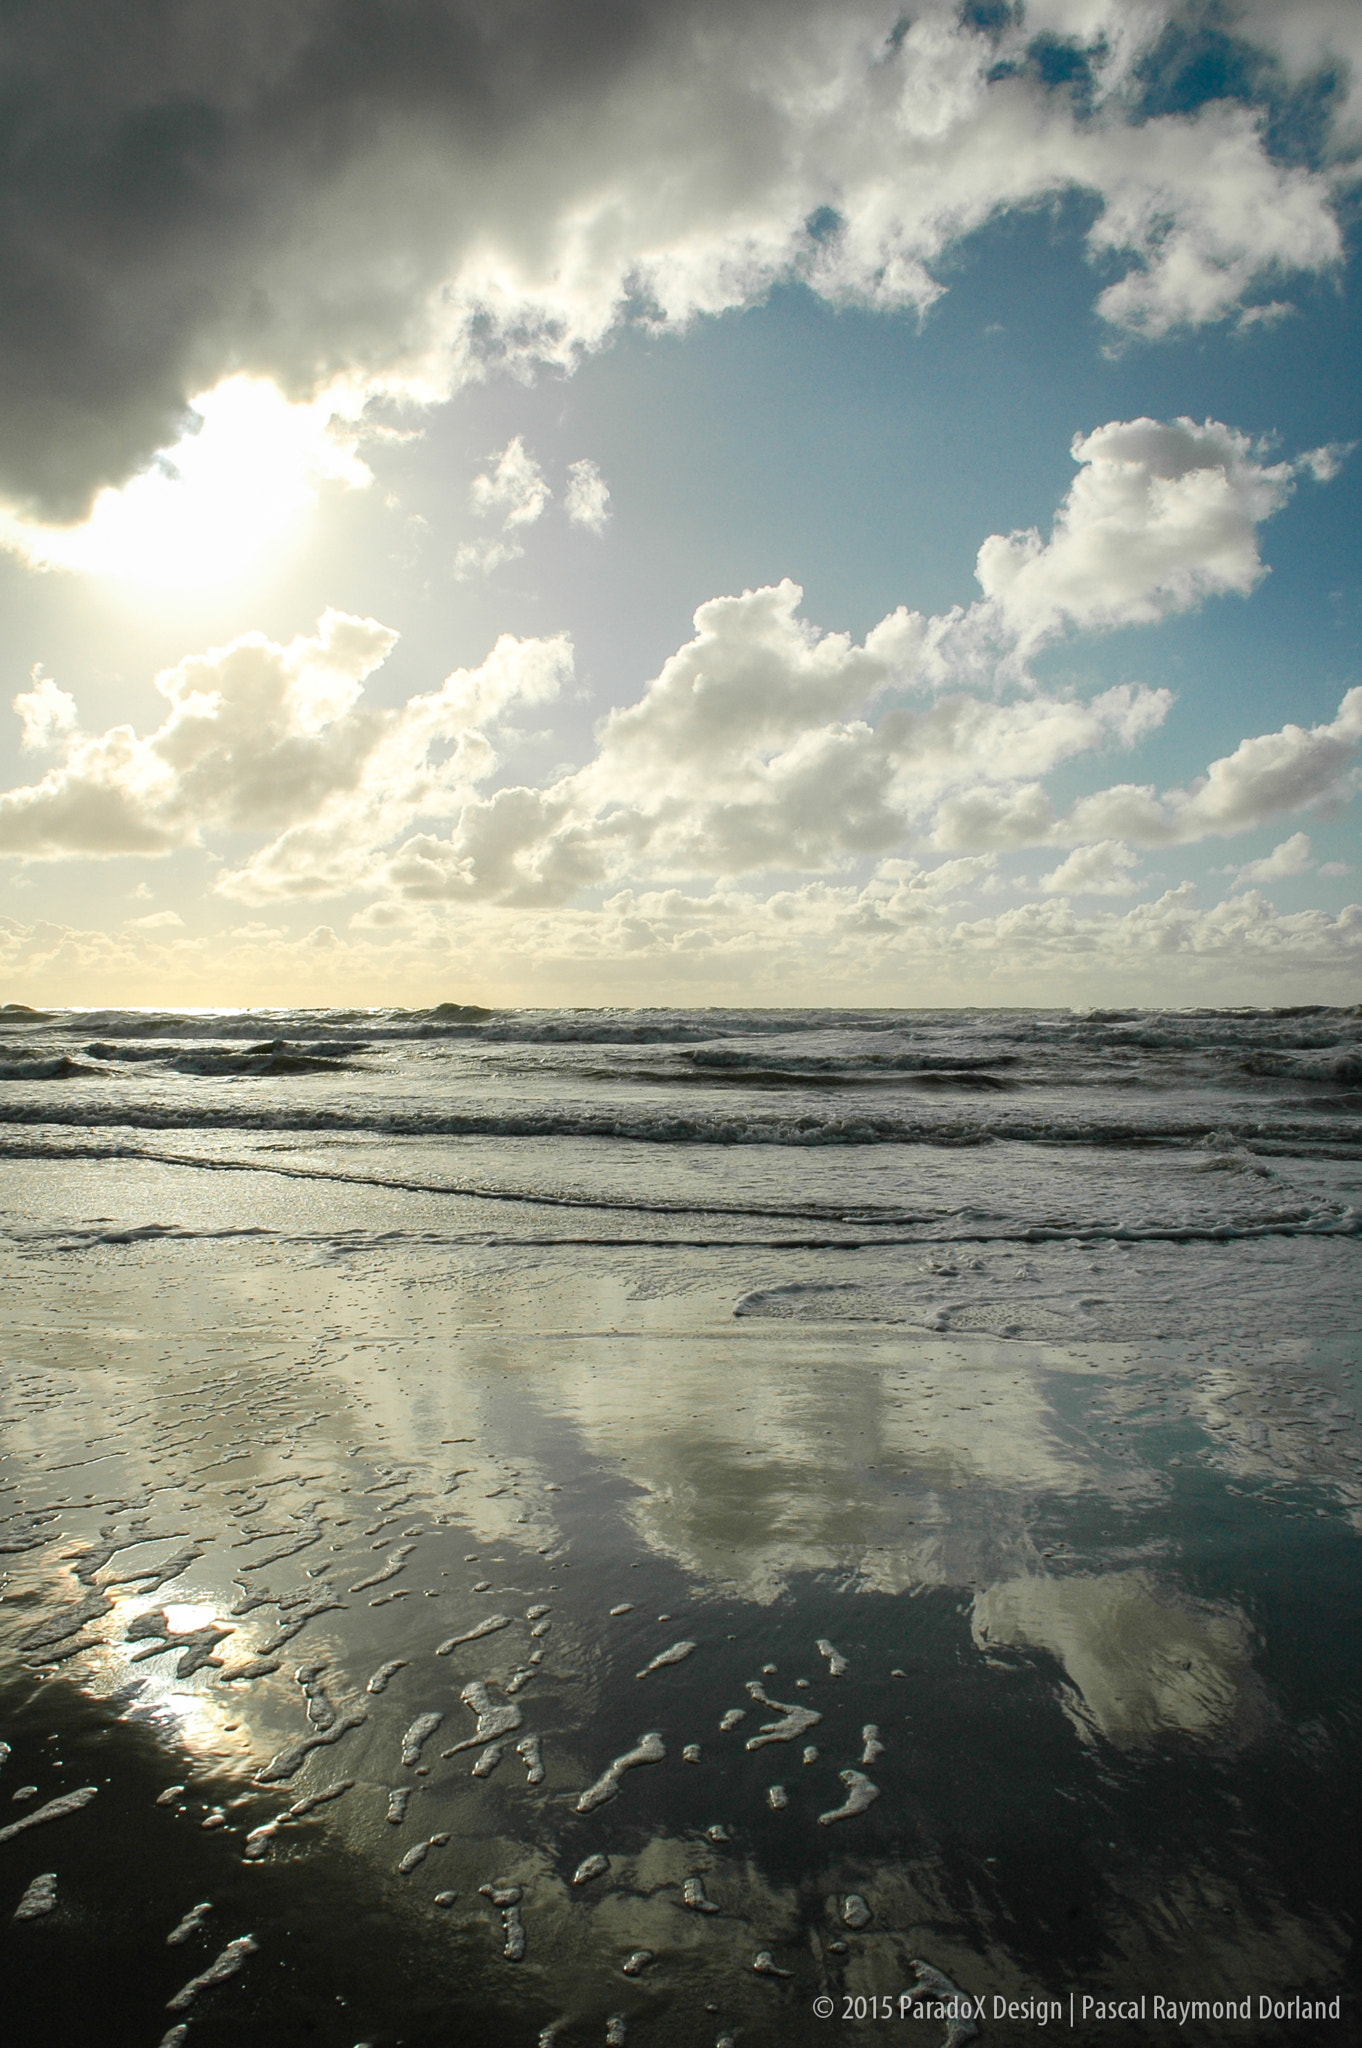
<box><xmin>0</xmin><ymin>1004</ymin><xmax>1357</xmax><ymax>2043</ymax></box>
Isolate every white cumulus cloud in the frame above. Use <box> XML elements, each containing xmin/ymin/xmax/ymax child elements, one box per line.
<box><xmin>1064</xmin><ymin>691</ymin><xmax>1362</xmax><ymax>846</ymax></box>
<box><xmin>974</xmin><ymin>418</ymin><xmax>1297</xmax><ymax>657</ymax></box>
<box><xmin>0</xmin><ymin>611</ymin><xmax>571</xmax><ymax>891</ymax></box>
<box><xmin>1232</xmin><ymin>832</ymin><xmax>1315</xmax><ymax>887</ymax></box>
<box><xmin>454</xmin><ymin>436</ymin><xmax>553</xmax><ymax>578</ymax></box>
<box><xmin>564</xmin><ymin>458</ymin><xmax>612</xmax><ymax>534</ymax></box>
<box><xmin>453</xmin><ymin>535</ymin><xmax>528</xmax><ymax>580</ymax></box>
<box><xmin>936</xmin><ymin>691</ymin><xmax>1362</xmax><ymax>854</ymax></box>
<box><xmin>469</xmin><ymin>437</ymin><xmax>552</xmax><ymax>531</ymax></box>
<box><xmin>13</xmin><ymin>671</ymin><xmax>78</xmax><ymax>752</ymax></box>
<box><xmin>1039</xmin><ymin>841</ymin><xmax>1144</xmax><ymax>896</ymax></box>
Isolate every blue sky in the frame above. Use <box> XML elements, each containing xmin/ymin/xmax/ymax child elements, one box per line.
<box><xmin>0</xmin><ymin>0</ymin><xmax>1358</xmax><ymax>1006</ymax></box>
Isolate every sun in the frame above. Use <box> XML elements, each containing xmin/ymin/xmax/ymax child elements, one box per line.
<box><xmin>0</xmin><ymin>375</ymin><xmax>371</xmax><ymax>592</ymax></box>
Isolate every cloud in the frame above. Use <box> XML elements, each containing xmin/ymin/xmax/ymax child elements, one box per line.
<box><xmin>452</xmin><ymin>535</ymin><xmax>527</xmax><ymax>580</ymax></box>
<box><xmin>0</xmin><ymin>610</ymin><xmax>571</xmax><ymax>881</ymax></box>
<box><xmin>1063</xmin><ymin>690</ymin><xmax>1362</xmax><ymax>846</ymax></box>
<box><xmin>216</xmin><ymin>629</ymin><xmax>574</xmax><ymax>901</ymax></box>
<box><xmin>469</xmin><ymin>437</ymin><xmax>551</xmax><ymax>531</ymax></box>
<box><xmin>1299</xmin><ymin>441</ymin><xmax>1355</xmax><ymax>484</ymax></box>
<box><xmin>13</xmin><ymin>671</ymin><xmax>78</xmax><ymax>751</ymax></box>
<box><xmin>1240</xmin><ymin>0</ymin><xmax>1362</xmax><ymax>148</ymax></box>
<box><xmin>5</xmin><ymin>876</ymin><xmax>1360</xmax><ymax>1010</ymax></box>
<box><xmin>872</xmin><ymin>854</ymin><xmax>997</xmax><ymax>899</ymax></box>
<box><xmin>933</xmin><ymin>783</ymin><xmax>1060</xmax><ymax>853</ymax></box>
<box><xmin>936</xmin><ymin>689</ymin><xmax>1362</xmax><ymax>853</ymax></box>
<box><xmin>0</xmin><ymin>1</ymin><xmax>1352</xmax><ymax>521</ymax></box>
<box><xmin>454</xmin><ymin>442</ymin><xmax>609</xmax><ymax>575</ymax></box>
<box><xmin>453</xmin><ymin>435</ymin><xmax>553</xmax><ymax>578</ymax></box>
<box><xmin>0</xmin><ymin>608</ymin><xmax>396</xmax><ymax>857</ymax></box>
<box><xmin>381</xmin><ymin>786</ymin><xmax>606</xmax><ymax>910</ymax></box>
<box><xmin>1232</xmin><ymin>831</ymin><xmax>1314</xmax><ymax>886</ymax></box>
<box><xmin>3</xmin><ymin>412</ymin><xmax>1346</xmax><ymax>903</ymax></box>
<box><xmin>1085</xmin><ymin>105</ymin><xmax>1343</xmax><ymax>339</ymax></box>
<box><xmin>1039</xmin><ymin>840</ymin><xmax>1144</xmax><ymax>896</ymax></box>
<box><xmin>974</xmin><ymin>418</ymin><xmax>1297</xmax><ymax>656</ymax></box>
<box><xmin>370</xmin><ymin>575</ymin><xmax>1174</xmax><ymax>902</ymax></box>
<box><xmin>565</xmin><ymin>458</ymin><xmax>611</xmax><ymax>534</ymax></box>
<box><xmin>452</xmin><ymin>434</ymin><xmax>561</xmax><ymax>578</ymax></box>
<box><xmin>566</xmin><ymin>585</ymin><xmax>1170</xmax><ymax>879</ymax></box>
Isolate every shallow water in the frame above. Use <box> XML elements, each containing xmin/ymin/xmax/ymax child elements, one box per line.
<box><xmin>0</xmin><ymin>1007</ymin><xmax>1358</xmax><ymax>2043</ymax></box>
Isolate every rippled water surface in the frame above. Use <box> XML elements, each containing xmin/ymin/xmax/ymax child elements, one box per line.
<box><xmin>0</xmin><ymin>1005</ymin><xmax>1358</xmax><ymax>2043</ymax></box>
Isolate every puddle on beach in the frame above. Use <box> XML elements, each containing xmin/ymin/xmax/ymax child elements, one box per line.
<box><xmin>1</xmin><ymin>1243</ymin><xmax>1358</xmax><ymax>2045</ymax></box>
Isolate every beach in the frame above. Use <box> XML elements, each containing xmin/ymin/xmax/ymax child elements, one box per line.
<box><xmin>0</xmin><ymin>1004</ymin><xmax>1358</xmax><ymax>2044</ymax></box>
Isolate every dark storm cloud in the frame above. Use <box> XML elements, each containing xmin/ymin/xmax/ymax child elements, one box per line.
<box><xmin>0</xmin><ymin>0</ymin><xmax>685</xmax><ymax>515</ymax></box>
<box><xmin>0</xmin><ymin>0</ymin><xmax>1354</xmax><ymax>521</ymax></box>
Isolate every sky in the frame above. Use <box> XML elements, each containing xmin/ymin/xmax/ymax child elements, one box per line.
<box><xmin>1</xmin><ymin>0</ymin><xmax>1360</xmax><ymax>1009</ymax></box>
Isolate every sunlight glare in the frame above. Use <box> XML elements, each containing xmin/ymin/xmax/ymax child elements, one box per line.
<box><xmin>160</xmin><ymin>1602</ymin><xmax>221</xmax><ymax>1632</ymax></box>
<box><xmin>0</xmin><ymin>376</ymin><xmax>371</xmax><ymax>590</ymax></box>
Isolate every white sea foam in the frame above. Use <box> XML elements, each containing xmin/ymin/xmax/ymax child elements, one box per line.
<box><xmin>575</xmin><ymin>1732</ymin><xmax>665</xmax><ymax>1813</ymax></box>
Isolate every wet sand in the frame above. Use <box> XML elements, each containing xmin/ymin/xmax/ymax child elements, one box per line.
<box><xmin>1</xmin><ymin>1234</ymin><xmax>1359</xmax><ymax>2045</ymax></box>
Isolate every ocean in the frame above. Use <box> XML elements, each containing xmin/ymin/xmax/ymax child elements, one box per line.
<box><xmin>0</xmin><ymin>1003</ymin><xmax>1358</xmax><ymax>2044</ymax></box>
